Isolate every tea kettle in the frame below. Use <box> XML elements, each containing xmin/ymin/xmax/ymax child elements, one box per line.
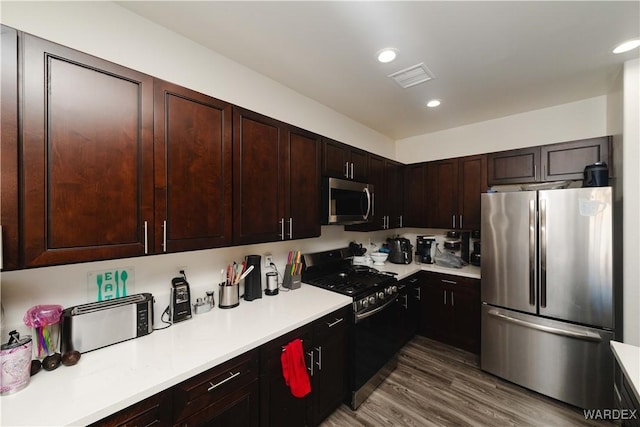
<box><xmin>387</xmin><ymin>237</ymin><xmax>413</xmax><ymax>264</ymax></box>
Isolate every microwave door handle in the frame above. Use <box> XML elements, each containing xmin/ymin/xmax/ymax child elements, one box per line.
<box><xmin>362</xmin><ymin>187</ymin><xmax>371</xmax><ymax>220</ymax></box>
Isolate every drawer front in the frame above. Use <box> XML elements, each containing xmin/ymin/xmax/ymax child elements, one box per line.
<box><xmin>313</xmin><ymin>306</ymin><xmax>350</xmax><ymax>341</ymax></box>
<box><xmin>173</xmin><ymin>349</ymin><xmax>259</xmax><ymax>423</ymax></box>
<box><xmin>90</xmin><ymin>390</ymin><xmax>172</xmax><ymax>427</ymax></box>
<box><xmin>423</xmin><ymin>271</ymin><xmax>479</xmax><ymax>289</ymax></box>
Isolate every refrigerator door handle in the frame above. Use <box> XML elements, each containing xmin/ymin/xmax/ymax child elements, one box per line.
<box><xmin>529</xmin><ymin>199</ymin><xmax>536</xmax><ymax>306</ymax></box>
<box><xmin>540</xmin><ymin>198</ymin><xmax>547</xmax><ymax>307</ymax></box>
<box><xmin>487</xmin><ymin>310</ymin><xmax>602</xmax><ymax>342</ymax></box>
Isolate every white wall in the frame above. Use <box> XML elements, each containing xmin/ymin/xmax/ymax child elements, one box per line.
<box><xmin>395</xmin><ymin>96</ymin><xmax>608</xmax><ymax>163</ymax></box>
<box><xmin>622</xmin><ymin>58</ymin><xmax>640</xmax><ymax>345</ymax></box>
<box><xmin>0</xmin><ymin>1</ymin><xmax>394</xmax><ymax>157</ymax></box>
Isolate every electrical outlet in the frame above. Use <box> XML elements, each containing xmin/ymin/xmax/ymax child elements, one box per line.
<box><xmin>177</xmin><ymin>266</ymin><xmax>187</xmax><ymax>276</ymax></box>
<box><xmin>264</xmin><ymin>254</ymin><xmax>273</xmax><ymax>268</ymax></box>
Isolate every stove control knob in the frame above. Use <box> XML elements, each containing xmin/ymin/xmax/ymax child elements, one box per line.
<box><xmin>391</xmin><ymin>285</ymin><xmax>398</xmax><ymax>293</ymax></box>
<box><xmin>385</xmin><ymin>287</ymin><xmax>392</xmax><ymax>295</ymax></box>
<box><xmin>368</xmin><ymin>296</ymin><xmax>376</xmax><ymax>305</ymax></box>
<box><xmin>377</xmin><ymin>291</ymin><xmax>385</xmax><ymax>300</ymax></box>
<box><xmin>361</xmin><ymin>299</ymin><xmax>369</xmax><ymax>309</ymax></box>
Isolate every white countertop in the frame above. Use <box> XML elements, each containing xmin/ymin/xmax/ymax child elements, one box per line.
<box><xmin>611</xmin><ymin>341</ymin><xmax>640</xmax><ymax>403</ymax></box>
<box><xmin>0</xmin><ymin>284</ymin><xmax>351</xmax><ymax>427</ymax></box>
<box><xmin>371</xmin><ymin>261</ymin><xmax>481</xmax><ymax>281</ymax></box>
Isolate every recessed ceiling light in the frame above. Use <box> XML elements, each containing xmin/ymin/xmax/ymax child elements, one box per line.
<box><xmin>426</xmin><ymin>99</ymin><xmax>441</xmax><ymax>108</ymax></box>
<box><xmin>613</xmin><ymin>39</ymin><xmax>640</xmax><ymax>54</ymax></box>
<box><xmin>377</xmin><ymin>48</ymin><xmax>398</xmax><ymax>63</ymax></box>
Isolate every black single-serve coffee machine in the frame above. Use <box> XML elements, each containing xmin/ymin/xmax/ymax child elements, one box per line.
<box><xmin>416</xmin><ymin>235</ymin><xmax>436</xmax><ymax>264</ymax></box>
<box><xmin>244</xmin><ymin>255</ymin><xmax>262</xmax><ymax>301</ymax></box>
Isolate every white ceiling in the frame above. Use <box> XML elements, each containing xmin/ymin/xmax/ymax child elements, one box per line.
<box><xmin>118</xmin><ymin>1</ymin><xmax>640</xmax><ymax>140</ymax></box>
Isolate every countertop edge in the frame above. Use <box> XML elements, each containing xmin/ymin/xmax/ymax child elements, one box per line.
<box><xmin>610</xmin><ymin>341</ymin><xmax>640</xmax><ymax>404</ymax></box>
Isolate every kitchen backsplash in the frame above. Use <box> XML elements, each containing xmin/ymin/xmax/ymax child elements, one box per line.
<box><xmin>0</xmin><ymin>226</ymin><xmax>466</xmax><ymax>338</ymax></box>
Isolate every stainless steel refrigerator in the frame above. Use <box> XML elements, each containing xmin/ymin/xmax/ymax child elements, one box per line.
<box><xmin>481</xmin><ymin>187</ymin><xmax>614</xmax><ymax>409</ymax></box>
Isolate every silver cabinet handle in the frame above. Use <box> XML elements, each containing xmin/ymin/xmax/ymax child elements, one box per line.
<box><xmin>288</xmin><ymin>217</ymin><xmax>293</xmax><ymax>239</ymax></box>
<box><xmin>451</xmin><ymin>291</ymin><xmax>455</xmax><ymax>307</ymax></box>
<box><xmin>452</xmin><ymin>215</ymin><xmax>456</xmax><ymax>228</ymax></box>
<box><xmin>399</xmin><ymin>215</ymin><xmax>403</xmax><ymax>228</ymax></box>
<box><xmin>443</xmin><ymin>290</ymin><xmax>447</xmax><ymax>305</ymax></box>
<box><xmin>307</xmin><ymin>350</ymin><xmax>314</xmax><ymax>376</ymax></box>
<box><xmin>326</xmin><ymin>318</ymin><xmax>344</xmax><ymax>328</ymax></box>
<box><xmin>143</xmin><ymin>221</ymin><xmax>148</xmax><ymax>254</ymax></box>
<box><xmin>416</xmin><ymin>287</ymin><xmax>421</xmax><ymax>301</ymax></box>
<box><xmin>208</xmin><ymin>371</ymin><xmax>240</xmax><ymax>391</ymax></box>
<box><xmin>459</xmin><ymin>215</ymin><xmax>463</xmax><ymax>229</ymax></box>
<box><xmin>402</xmin><ymin>294</ymin><xmax>408</xmax><ymax>309</ymax></box>
<box><xmin>488</xmin><ymin>310</ymin><xmax>602</xmax><ymax>342</ymax></box>
<box><xmin>540</xmin><ymin>198</ymin><xmax>547</xmax><ymax>307</ymax></box>
<box><xmin>279</xmin><ymin>218</ymin><xmax>285</xmax><ymax>241</ymax></box>
<box><xmin>162</xmin><ymin>220</ymin><xmax>167</xmax><ymax>252</ymax></box>
<box><xmin>315</xmin><ymin>346</ymin><xmax>322</xmax><ymax>371</ymax></box>
<box><xmin>441</xmin><ymin>279</ymin><xmax>457</xmax><ymax>285</ymax></box>
<box><xmin>0</xmin><ymin>225</ymin><xmax>3</xmax><ymax>270</ymax></box>
<box><xmin>344</xmin><ymin>161</ymin><xmax>349</xmax><ymax>178</ymax></box>
<box><xmin>350</xmin><ymin>162</ymin><xmax>354</xmax><ymax>179</ymax></box>
<box><xmin>529</xmin><ymin>199</ymin><xmax>536</xmax><ymax>306</ymax></box>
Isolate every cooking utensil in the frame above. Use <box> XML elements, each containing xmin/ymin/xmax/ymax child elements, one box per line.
<box><xmin>121</xmin><ymin>270</ymin><xmax>128</xmax><ymax>296</ymax></box>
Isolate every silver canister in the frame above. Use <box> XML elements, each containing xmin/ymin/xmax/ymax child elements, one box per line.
<box><xmin>218</xmin><ymin>281</ymin><xmax>240</xmax><ymax>309</ymax></box>
<box><xmin>265</xmin><ymin>272</ymin><xmax>278</xmax><ymax>296</ymax></box>
<box><xmin>1</xmin><ymin>331</ymin><xmax>33</xmax><ymax>395</ymax></box>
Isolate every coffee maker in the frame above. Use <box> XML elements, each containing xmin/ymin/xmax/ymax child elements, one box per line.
<box><xmin>243</xmin><ymin>255</ymin><xmax>262</xmax><ymax>301</ymax></box>
<box><xmin>416</xmin><ymin>235</ymin><xmax>436</xmax><ymax>264</ymax></box>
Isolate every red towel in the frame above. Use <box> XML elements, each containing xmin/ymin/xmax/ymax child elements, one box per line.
<box><xmin>281</xmin><ymin>338</ymin><xmax>311</xmax><ymax>398</ymax></box>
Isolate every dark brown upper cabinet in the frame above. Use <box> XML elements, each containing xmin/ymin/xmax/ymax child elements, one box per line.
<box><xmin>427</xmin><ymin>155</ymin><xmax>486</xmax><ymax>230</ymax></box>
<box><xmin>153</xmin><ymin>80</ymin><xmax>233</xmax><ymax>253</ymax></box>
<box><xmin>488</xmin><ymin>137</ymin><xmax>611</xmax><ymax>186</ymax></box>
<box><xmin>286</xmin><ymin>126</ymin><xmax>322</xmax><ymax>240</ymax></box>
<box><xmin>322</xmin><ymin>137</ymin><xmax>368</xmax><ymax>181</ymax></box>
<box><xmin>403</xmin><ymin>163</ymin><xmax>428</xmax><ymax>228</ymax></box>
<box><xmin>233</xmin><ymin>108</ymin><xmax>321</xmax><ymax>245</ymax></box>
<box><xmin>1</xmin><ymin>26</ymin><xmax>19</xmax><ymax>270</ymax></box>
<box><xmin>21</xmin><ymin>33</ymin><xmax>155</xmax><ymax>267</ymax></box>
<box><xmin>541</xmin><ymin>137</ymin><xmax>610</xmax><ymax>181</ymax></box>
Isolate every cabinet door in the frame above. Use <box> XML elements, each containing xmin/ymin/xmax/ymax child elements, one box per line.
<box><xmin>450</xmin><ymin>282</ymin><xmax>481</xmax><ymax>354</ymax></box>
<box><xmin>1</xmin><ymin>25</ymin><xmax>18</xmax><ymax>270</ymax></box>
<box><xmin>22</xmin><ymin>34</ymin><xmax>154</xmax><ymax>267</ymax></box>
<box><xmin>287</xmin><ymin>126</ymin><xmax>321</xmax><ymax>240</ymax></box>
<box><xmin>403</xmin><ymin>163</ymin><xmax>428</xmax><ymax>228</ymax></box>
<box><xmin>154</xmin><ymin>80</ymin><xmax>233</xmax><ymax>253</ymax></box>
<box><xmin>418</xmin><ymin>281</ymin><xmax>449</xmax><ymax>340</ymax></box>
<box><xmin>350</xmin><ymin>148</ymin><xmax>369</xmax><ymax>182</ymax></box>
<box><xmin>260</xmin><ymin>327</ymin><xmax>313</xmax><ymax>427</ymax></box>
<box><xmin>322</xmin><ymin>138</ymin><xmax>350</xmax><ymax>179</ymax></box>
<box><xmin>458</xmin><ymin>155</ymin><xmax>487</xmax><ymax>230</ymax></box>
<box><xmin>427</xmin><ymin>159</ymin><xmax>458</xmax><ymax>229</ymax></box>
<box><xmin>233</xmin><ymin>108</ymin><xmax>286</xmax><ymax>245</ymax></box>
<box><xmin>312</xmin><ymin>308</ymin><xmax>349</xmax><ymax>425</ymax></box>
<box><xmin>487</xmin><ymin>147</ymin><xmax>540</xmax><ymax>185</ymax></box>
<box><xmin>541</xmin><ymin>137</ymin><xmax>610</xmax><ymax>181</ymax></box>
<box><xmin>386</xmin><ymin>160</ymin><xmax>403</xmax><ymax>228</ymax></box>
<box><xmin>89</xmin><ymin>390</ymin><xmax>172</xmax><ymax>427</ymax></box>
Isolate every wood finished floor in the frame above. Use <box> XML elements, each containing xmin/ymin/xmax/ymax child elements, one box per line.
<box><xmin>321</xmin><ymin>335</ymin><xmax>615</xmax><ymax>427</ymax></box>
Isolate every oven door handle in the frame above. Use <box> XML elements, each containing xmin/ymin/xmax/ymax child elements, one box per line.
<box><xmin>354</xmin><ymin>296</ymin><xmax>398</xmax><ymax>323</ymax></box>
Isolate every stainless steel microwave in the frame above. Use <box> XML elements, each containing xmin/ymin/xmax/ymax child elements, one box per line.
<box><xmin>321</xmin><ymin>177</ymin><xmax>373</xmax><ymax>225</ymax></box>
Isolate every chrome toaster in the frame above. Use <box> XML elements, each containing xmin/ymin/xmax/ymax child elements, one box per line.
<box><xmin>61</xmin><ymin>293</ymin><xmax>153</xmax><ymax>353</ymax></box>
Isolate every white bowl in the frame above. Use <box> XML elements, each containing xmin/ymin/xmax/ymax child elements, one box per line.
<box><xmin>370</xmin><ymin>252</ymin><xmax>388</xmax><ymax>265</ymax></box>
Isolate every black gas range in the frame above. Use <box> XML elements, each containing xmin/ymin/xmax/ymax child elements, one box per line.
<box><xmin>302</xmin><ymin>248</ymin><xmax>398</xmax><ymax>314</ymax></box>
<box><xmin>302</xmin><ymin>248</ymin><xmax>401</xmax><ymax>410</ymax></box>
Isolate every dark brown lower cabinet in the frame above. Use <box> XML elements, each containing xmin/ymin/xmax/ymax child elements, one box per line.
<box><xmin>418</xmin><ymin>272</ymin><xmax>480</xmax><ymax>354</ymax></box>
<box><xmin>173</xmin><ymin>350</ymin><xmax>259</xmax><ymax>427</ymax></box>
<box><xmin>88</xmin><ymin>390</ymin><xmax>172</xmax><ymax>427</ymax></box>
<box><xmin>259</xmin><ymin>307</ymin><xmax>349</xmax><ymax>427</ymax></box>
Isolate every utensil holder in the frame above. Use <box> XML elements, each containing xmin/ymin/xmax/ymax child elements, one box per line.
<box><xmin>218</xmin><ymin>281</ymin><xmax>240</xmax><ymax>309</ymax></box>
<box><xmin>283</xmin><ymin>264</ymin><xmax>301</xmax><ymax>290</ymax></box>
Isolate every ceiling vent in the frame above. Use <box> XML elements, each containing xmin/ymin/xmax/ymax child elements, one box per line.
<box><xmin>388</xmin><ymin>63</ymin><xmax>435</xmax><ymax>89</ymax></box>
